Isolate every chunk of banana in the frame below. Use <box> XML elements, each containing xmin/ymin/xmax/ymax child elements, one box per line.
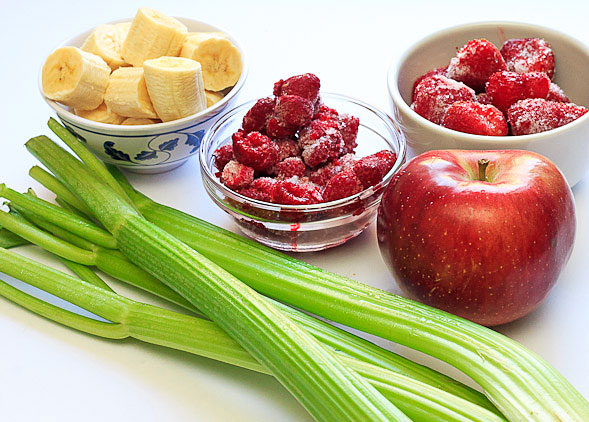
<box><xmin>143</xmin><ymin>56</ymin><xmax>206</xmax><ymax>122</ymax></box>
<box><xmin>81</xmin><ymin>24</ymin><xmax>128</xmax><ymax>70</ymax></box>
<box><xmin>122</xmin><ymin>7</ymin><xmax>188</xmax><ymax>66</ymax></box>
<box><xmin>205</xmin><ymin>90</ymin><xmax>225</xmax><ymax>108</ymax></box>
<box><xmin>42</xmin><ymin>46</ymin><xmax>111</xmax><ymax>111</ymax></box>
<box><xmin>180</xmin><ymin>32</ymin><xmax>242</xmax><ymax>91</ymax></box>
<box><xmin>74</xmin><ymin>102</ymin><xmax>125</xmax><ymax>124</ymax></box>
<box><xmin>104</xmin><ymin>67</ymin><xmax>157</xmax><ymax>119</ymax></box>
<box><xmin>121</xmin><ymin>117</ymin><xmax>160</xmax><ymax>125</ymax></box>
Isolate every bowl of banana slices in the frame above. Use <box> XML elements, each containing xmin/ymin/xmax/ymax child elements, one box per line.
<box><xmin>39</xmin><ymin>7</ymin><xmax>248</xmax><ymax>173</ymax></box>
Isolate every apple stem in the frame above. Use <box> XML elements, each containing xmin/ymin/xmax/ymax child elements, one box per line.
<box><xmin>478</xmin><ymin>159</ymin><xmax>489</xmax><ymax>182</ymax></box>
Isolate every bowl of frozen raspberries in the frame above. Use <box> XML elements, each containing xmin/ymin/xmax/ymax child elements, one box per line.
<box><xmin>388</xmin><ymin>21</ymin><xmax>589</xmax><ymax>186</ymax></box>
<box><xmin>200</xmin><ymin>73</ymin><xmax>406</xmax><ymax>251</ymax></box>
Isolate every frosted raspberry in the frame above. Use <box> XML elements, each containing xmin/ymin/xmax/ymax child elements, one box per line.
<box><xmin>274</xmin><ymin>73</ymin><xmax>321</xmax><ymax>103</ymax></box>
<box><xmin>486</xmin><ymin>71</ymin><xmax>550</xmax><ymax>113</ymax></box>
<box><xmin>339</xmin><ymin>114</ymin><xmax>360</xmax><ymax>154</ymax></box>
<box><xmin>266</xmin><ymin>117</ymin><xmax>298</xmax><ymax>139</ymax></box>
<box><xmin>441</xmin><ymin>101</ymin><xmax>508</xmax><ymax>136</ymax></box>
<box><xmin>476</xmin><ymin>93</ymin><xmax>493</xmax><ymax>104</ymax></box>
<box><xmin>237</xmin><ymin>177</ymin><xmax>276</xmax><ymax>202</ymax></box>
<box><xmin>222</xmin><ymin>160</ymin><xmax>254</xmax><ymax>190</ymax></box>
<box><xmin>242</xmin><ymin>97</ymin><xmax>275</xmax><ymax>133</ymax></box>
<box><xmin>274</xmin><ymin>95</ymin><xmax>314</xmax><ymax>127</ymax></box>
<box><xmin>353</xmin><ymin>150</ymin><xmax>397</xmax><ymax>188</ymax></box>
<box><xmin>232</xmin><ymin>131</ymin><xmax>280</xmax><ymax>172</ymax></box>
<box><xmin>411</xmin><ymin>75</ymin><xmax>476</xmax><ymax>124</ymax></box>
<box><xmin>508</xmin><ymin>99</ymin><xmax>588</xmax><ymax>135</ymax></box>
<box><xmin>314</xmin><ymin>104</ymin><xmax>339</xmax><ymax>121</ymax></box>
<box><xmin>298</xmin><ymin>120</ymin><xmax>344</xmax><ymax>167</ymax></box>
<box><xmin>309</xmin><ymin>153</ymin><xmax>357</xmax><ymax>186</ymax></box>
<box><xmin>446</xmin><ymin>39</ymin><xmax>507</xmax><ymax>91</ymax></box>
<box><xmin>323</xmin><ymin>169</ymin><xmax>363</xmax><ymax>202</ymax></box>
<box><xmin>275</xmin><ymin>139</ymin><xmax>301</xmax><ymax>160</ymax></box>
<box><xmin>213</xmin><ymin>145</ymin><xmax>233</xmax><ymax>171</ymax></box>
<box><xmin>412</xmin><ymin>67</ymin><xmax>448</xmax><ymax>100</ymax></box>
<box><xmin>275</xmin><ymin>157</ymin><xmax>307</xmax><ymax>179</ymax></box>
<box><xmin>500</xmin><ymin>38</ymin><xmax>555</xmax><ymax>79</ymax></box>
<box><xmin>547</xmin><ymin>82</ymin><xmax>569</xmax><ymax>103</ymax></box>
<box><xmin>272</xmin><ymin>179</ymin><xmax>323</xmax><ymax>205</ymax></box>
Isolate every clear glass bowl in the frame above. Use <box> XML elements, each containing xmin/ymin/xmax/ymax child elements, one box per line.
<box><xmin>200</xmin><ymin>93</ymin><xmax>406</xmax><ymax>252</ymax></box>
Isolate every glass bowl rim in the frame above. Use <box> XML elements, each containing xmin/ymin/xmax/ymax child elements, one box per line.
<box><xmin>199</xmin><ymin>92</ymin><xmax>407</xmax><ymax>212</ymax></box>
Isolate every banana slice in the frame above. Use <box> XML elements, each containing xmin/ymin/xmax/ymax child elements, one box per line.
<box><xmin>121</xmin><ymin>117</ymin><xmax>160</xmax><ymax>125</ymax></box>
<box><xmin>75</xmin><ymin>102</ymin><xmax>125</xmax><ymax>124</ymax></box>
<box><xmin>180</xmin><ymin>32</ymin><xmax>242</xmax><ymax>91</ymax></box>
<box><xmin>42</xmin><ymin>46</ymin><xmax>110</xmax><ymax>110</ymax></box>
<box><xmin>81</xmin><ymin>24</ymin><xmax>128</xmax><ymax>70</ymax></box>
<box><xmin>205</xmin><ymin>90</ymin><xmax>225</xmax><ymax>108</ymax></box>
<box><xmin>104</xmin><ymin>67</ymin><xmax>157</xmax><ymax>119</ymax></box>
<box><xmin>122</xmin><ymin>7</ymin><xmax>188</xmax><ymax>66</ymax></box>
<box><xmin>115</xmin><ymin>22</ymin><xmax>131</xmax><ymax>42</ymax></box>
<box><xmin>143</xmin><ymin>56</ymin><xmax>206</xmax><ymax>122</ymax></box>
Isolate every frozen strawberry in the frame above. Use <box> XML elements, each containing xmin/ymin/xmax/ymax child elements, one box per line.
<box><xmin>275</xmin><ymin>157</ymin><xmax>307</xmax><ymax>179</ymax></box>
<box><xmin>274</xmin><ymin>73</ymin><xmax>321</xmax><ymax>103</ymax></box>
<box><xmin>446</xmin><ymin>39</ymin><xmax>507</xmax><ymax>91</ymax></box>
<box><xmin>274</xmin><ymin>95</ymin><xmax>314</xmax><ymax>127</ymax></box>
<box><xmin>323</xmin><ymin>169</ymin><xmax>363</xmax><ymax>202</ymax></box>
<box><xmin>412</xmin><ymin>67</ymin><xmax>448</xmax><ymax>100</ymax></box>
<box><xmin>353</xmin><ymin>150</ymin><xmax>397</xmax><ymax>188</ymax></box>
<box><xmin>508</xmin><ymin>99</ymin><xmax>588</xmax><ymax>135</ymax></box>
<box><xmin>237</xmin><ymin>177</ymin><xmax>277</xmax><ymax>202</ymax></box>
<box><xmin>339</xmin><ymin>114</ymin><xmax>360</xmax><ymax>154</ymax></box>
<box><xmin>266</xmin><ymin>117</ymin><xmax>298</xmax><ymax>139</ymax></box>
<box><xmin>309</xmin><ymin>153</ymin><xmax>357</xmax><ymax>186</ymax></box>
<box><xmin>242</xmin><ymin>97</ymin><xmax>275</xmax><ymax>133</ymax></box>
<box><xmin>486</xmin><ymin>71</ymin><xmax>550</xmax><ymax>113</ymax></box>
<box><xmin>411</xmin><ymin>75</ymin><xmax>476</xmax><ymax>124</ymax></box>
<box><xmin>213</xmin><ymin>144</ymin><xmax>233</xmax><ymax>171</ymax></box>
<box><xmin>222</xmin><ymin>160</ymin><xmax>254</xmax><ymax>190</ymax></box>
<box><xmin>298</xmin><ymin>120</ymin><xmax>344</xmax><ymax>167</ymax></box>
<box><xmin>272</xmin><ymin>179</ymin><xmax>323</xmax><ymax>205</ymax></box>
<box><xmin>275</xmin><ymin>139</ymin><xmax>301</xmax><ymax>160</ymax></box>
<box><xmin>547</xmin><ymin>82</ymin><xmax>569</xmax><ymax>103</ymax></box>
<box><xmin>232</xmin><ymin>131</ymin><xmax>280</xmax><ymax>172</ymax></box>
<box><xmin>441</xmin><ymin>101</ymin><xmax>508</xmax><ymax>136</ymax></box>
<box><xmin>500</xmin><ymin>38</ymin><xmax>555</xmax><ymax>79</ymax></box>
<box><xmin>476</xmin><ymin>93</ymin><xmax>493</xmax><ymax>104</ymax></box>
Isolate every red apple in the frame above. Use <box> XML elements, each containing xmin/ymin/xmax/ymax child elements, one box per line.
<box><xmin>377</xmin><ymin>150</ymin><xmax>575</xmax><ymax>326</ymax></box>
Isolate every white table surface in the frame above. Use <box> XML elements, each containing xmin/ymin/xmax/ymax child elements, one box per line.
<box><xmin>1</xmin><ymin>0</ymin><xmax>588</xmax><ymax>420</ymax></box>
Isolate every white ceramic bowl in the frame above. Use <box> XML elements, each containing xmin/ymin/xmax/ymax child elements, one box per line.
<box><xmin>40</xmin><ymin>17</ymin><xmax>248</xmax><ymax>174</ymax></box>
<box><xmin>388</xmin><ymin>21</ymin><xmax>589</xmax><ymax>186</ymax></box>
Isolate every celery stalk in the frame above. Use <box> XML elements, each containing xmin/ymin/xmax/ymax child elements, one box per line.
<box><xmin>109</xmin><ymin>165</ymin><xmax>589</xmax><ymax>422</ymax></box>
<box><xmin>0</xmin><ymin>247</ymin><xmax>506</xmax><ymax>422</ymax></box>
<box><xmin>0</xmin><ymin>227</ymin><xmax>27</xmax><ymax>248</ymax></box>
<box><xmin>25</xmin><ymin>135</ymin><xmax>411</xmax><ymax>422</ymax></box>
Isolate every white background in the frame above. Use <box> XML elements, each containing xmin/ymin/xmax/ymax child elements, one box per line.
<box><xmin>1</xmin><ymin>0</ymin><xmax>588</xmax><ymax>420</ymax></box>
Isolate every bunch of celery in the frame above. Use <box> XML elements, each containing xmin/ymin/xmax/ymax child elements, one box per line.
<box><xmin>0</xmin><ymin>118</ymin><xmax>587</xmax><ymax>422</ymax></box>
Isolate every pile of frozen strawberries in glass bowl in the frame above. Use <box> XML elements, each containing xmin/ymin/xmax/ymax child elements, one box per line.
<box><xmin>412</xmin><ymin>37</ymin><xmax>588</xmax><ymax>136</ymax></box>
<box><xmin>212</xmin><ymin>73</ymin><xmax>397</xmax><ymax>205</ymax></box>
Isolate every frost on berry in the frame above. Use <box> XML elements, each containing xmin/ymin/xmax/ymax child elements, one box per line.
<box><xmin>323</xmin><ymin>169</ymin><xmax>363</xmax><ymax>202</ymax></box>
<box><xmin>213</xmin><ymin>144</ymin><xmax>233</xmax><ymax>171</ymax></box>
<box><xmin>446</xmin><ymin>39</ymin><xmax>507</xmax><ymax>91</ymax></box>
<box><xmin>222</xmin><ymin>160</ymin><xmax>254</xmax><ymax>190</ymax></box>
<box><xmin>476</xmin><ymin>93</ymin><xmax>493</xmax><ymax>105</ymax></box>
<box><xmin>237</xmin><ymin>177</ymin><xmax>277</xmax><ymax>202</ymax></box>
<box><xmin>275</xmin><ymin>157</ymin><xmax>307</xmax><ymax>179</ymax></box>
<box><xmin>500</xmin><ymin>38</ymin><xmax>555</xmax><ymax>79</ymax></box>
<box><xmin>298</xmin><ymin>120</ymin><xmax>344</xmax><ymax>167</ymax></box>
<box><xmin>412</xmin><ymin>67</ymin><xmax>448</xmax><ymax>100</ymax></box>
<box><xmin>274</xmin><ymin>95</ymin><xmax>314</xmax><ymax>127</ymax></box>
<box><xmin>441</xmin><ymin>101</ymin><xmax>508</xmax><ymax>136</ymax></box>
<box><xmin>507</xmin><ymin>98</ymin><xmax>588</xmax><ymax>135</ymax></box>
<box><xmin>274</xmin><ymin>73</ymin><xmax>321</xmax><ymax>103</ymax></box>
<box><xmin>272</xmin><ymin>178</ymin><xmax>323</xmax><ymax>205</ymax></box>
<box><xmin>547</xmin><ymin>82</ymin><xmax>569</xmax><ymax>103</ymax></box>
<box><xmin>411</xmin><ymin>75</ymin><xmax>476</xmax><ymax>124</ymax></box>
<box><xmin>242</xmin><ymin>97</ymin><xmax>275</xmax><ymax>133</ymax></box>
<box><xmin>275</xmin><ymin>139</ymin><xmax>301</xmax><ymax>160</ymax></box>
<box><xmin>232</xmin><ymin>130</ymin><xmax>280</xmax><ymax>172</ymax></box>
<box><xmin>486</xmin><ymin>71</ymin><xmax>550</xmax><ymax>113</ymax></box>
<box><xmin>353</xmin><ymin>150</ymin><xmax>397</xmax><ymax>188</ymax></box>
<box><xmin>339</xmin><ymin>114</ymin><xmax>360</xmax><ymax>154</ymax></box>
<box><xmin>309</xmin><ymin>154</ymin><xmax>356</xmax><ymax>186</ymax></box>
<box><xmin>266</xmin><ymin>117</ymin><xmax>298</xmax><ymax>139</ymax></box>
